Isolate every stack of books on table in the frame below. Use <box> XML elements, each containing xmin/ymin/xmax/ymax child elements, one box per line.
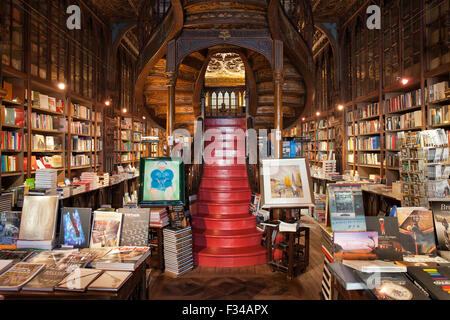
<box><xmin>98</xmin><ymin>172</ymin><xmax>110</xmax><ymax>187</ymax></box>
<box><xmin>35</xmin><ymin>169</ymin><xmax>57</xmax><ymax>192</ymax></box>
<box><xmin>163</xmin><ymin>226</ymin><xmax>193</xmax><ymax>276</ymax></box>
<box><xmin>80</xmin><ymin>172</ymin><xmax>99</xmax><ymax>190</ymax></box>
<box><xmin>90</xmin><ymin>246</ymin><xmax>151</xmax><ymax>271</ymax></box>
<box><xmin>149</xmin><ymin>207</ymin><xmax>169</xmax><ymax>228</ymax></box>
<box><xmin>0</xmin><ymin>192</ymin><xmax>13</xmax><ymax>211</ymax></box>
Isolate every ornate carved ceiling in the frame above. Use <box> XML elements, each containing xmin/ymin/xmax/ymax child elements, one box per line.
<box><xmin>311</xmin><ymin>0</ymin><xmax>362</xmax><ymax>21</ymax></box>
<box><xmin>205</xmin><ymin>53</ymin><xmax>246</xmax><ymax>87</ymax></box>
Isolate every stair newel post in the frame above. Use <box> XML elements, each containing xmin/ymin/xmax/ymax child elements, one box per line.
<box><xmin>273</xmin><ymin>40</ymin><xmax>284</xmax><ymax>221</ymax></box>
<box><xmin>166</xmin><ymin>40</ymin><xmax>177</xmax><ymax>153</ymax></box>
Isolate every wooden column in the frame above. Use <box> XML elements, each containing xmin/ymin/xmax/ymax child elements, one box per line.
<box><xmin>166</xmin><ymin>71</ymin><xmax>176</xmax><ymax>144</ymax></box>
<box><xmin>273</xmin><ymin>40</ymin><xmax>284</xmax><ymax>159</ymax></box>
<box><xmin>166</xmin><ymin>40</ymin><xmax>177</xmax><ymax>151</ymax></box>
<box><xmin>273</xmin><ymin>40</ymin><xmax>284</xmax><ymax>221</ymax></box>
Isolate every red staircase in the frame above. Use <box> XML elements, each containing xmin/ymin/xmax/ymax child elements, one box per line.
<box><xmin>192</xmin><ymin>118</ymin><xmax>266</xmax><ymax>267</ymax></box>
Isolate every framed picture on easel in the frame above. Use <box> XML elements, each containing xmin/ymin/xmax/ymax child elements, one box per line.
<box><xmin>260</xmin><ymin>158</ymin><xmax>314</xmax><ymax>209</ymax></box>
<box><xmin>138</xmin><ymin>157</ymin><xmax>185</xmax><ymax>206</ymax></box>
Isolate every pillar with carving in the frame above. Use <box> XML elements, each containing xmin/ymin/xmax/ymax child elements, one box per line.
<box><xmin>166</xmin><ymin>71</ymin><xmax>176</xmax><ymax>152</ymax></box>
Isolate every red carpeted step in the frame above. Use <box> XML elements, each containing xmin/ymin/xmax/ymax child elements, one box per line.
<box><xmin>204</xmin><ymin>140</ymin><xmax>242</xmax><ymax>149</ymax></box>
<box><xmin>191</xmin><ymin>214</ymin><xmax>257</xmax><ymax>230</ymax></box>
<box><xmin>200</xmin><ymin>177</ymin><xmax>249</xmax><ymax>190</ymax></box>
<box><xmin>196</xmin><ymin>202</ymin><xmax>250</xmax><ymax>215</ymax></box>
<box><xmin>204</xmin><ymin>118</ymin><xmax>246</xmax><ymax>127</ymax></box>
<box><xmin>193</xmin><ymin>246</ymin><xmax>267</xmax><ymax>267</ymax></box>
<box><xmin>202</xmin><ymin>166</ymin><xmax>247</xmax><ymax>178</ymax></box>
<box><xmin>198</xmin><ymin>189</ymin><xmax>251</xmax><ymax>203</ymax></box>
<box><xmin>193</xmin><ymin>229</ymin><xmax>262</xmax><ymax>248</ymax></box>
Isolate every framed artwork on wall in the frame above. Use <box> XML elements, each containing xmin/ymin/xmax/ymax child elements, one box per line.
<box><xmin>260</xmin><ymin>158</ymin><xmax>314</xmax><ymax>208</ymax></box>
<box><xmin>138</xmin><ymin>157</ymin><xmax>185</xmax><ymax>206</ymax></box>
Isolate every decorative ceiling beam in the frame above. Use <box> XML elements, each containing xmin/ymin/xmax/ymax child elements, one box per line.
<box><xmin>127</xmin><ymin>0</ymin><xmax>139</xmax><ymax>16</ymax></box>
<box><xmin>312</xmin><ymin>0</ymin><xmax>322</xmax><ymax>11</ymax></box>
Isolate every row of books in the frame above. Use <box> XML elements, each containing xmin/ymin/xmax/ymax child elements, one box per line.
<box><xmin>1</xmin><ymin>155</ymin><xmax>18</xmax><ymax>172</ymax></box>
<box><xmin>30</xmin><ymin>91</ymin><xmax>64</xmax><ymax>114</ymax></box>
<box><xmin>317</xmin><ymin>142</ymin><xmax>327</xmax><ymax>151</ymax></box>
<box><xmin>359</xmin><ymin>152</ymin><xmax>381</xmax><ymax>165</ymax></box>
<box><xmin>357</xmin><ymin>119</ymin><xmax>380</xmax><ymax>135</ymax></box>
<box><xmin>386</xmin><ymin>152</ymin><xmax>399</xmax><ymax>168</ymax></box>
<box><xmin>71</xmin><ymin>121</ymin><xmax>91</xmax><ymax>135</ymax></box>
<box><xmin>357</xmin><ymin>136</ymin><xmax>380</xmax><ymax>150</ymax></box>
<box><xmin>32</xmin><ymin>134</ymin><xmax>62</xmax><ymax>151</ymax></box>
<box><xmin>427</xmin><ymin>81</ymin><xmax>449</xmax><ymax>102</ymax></box>
<box><xmin>385</xmin><ymin>132</ymin><xmax>404</xmax><ymax>150</ymax></box>
<box><xmin>429</xmin><ymin>105</ymin><xmax>450</xmax><ymax>126</ymax></box>
<box><xmin>72</xmin><ymin>137</ymin><xmax>94</xmax><ymax>152</ymax></box>
<box><xmin>385</xmin><ymin>110</ymin><xmax>423</xmax><ymax>131</ymax></box>
<box><xmin>31</xmin><ymin>113</ymin><xmax>66</xmax><ymax>131</ymax></box>
<box><xmin>1</xmin><ymin>106</ymin><xmax>25</xmax><ymax>126</ymax></box>
<box><xmin>384</xmin><ymin>89</ymin><xmax>422</xmax><ymax>113</ymax></box>
<box><xmin>71</xmin><ymin>154</ymin><xmax>91</xmax><ymax>167</ymax></box>
<box><xmin>347</xmin><ymin>137</ymin><xmax>355</xmax><ymax>151</ymax></box>
<box><xmin>1</xmin><ymin>131</ymin><xmax>23</xmax><ymax>150</ymax></box>
<box><xmin>316</xmin><ymin>130</ymin><xmax>327</xmax><ymax>140</ymax></box>
<box><xmin>71</xmin><ymin>103</ymin><xmax>91</xmax><ymax>120</ymax></box>
<box><xmin>358</xmin><ymin>102</ymin><xmax>379</xmax><ymax>119</ymax></box>
<box><xmin>24</xmin><ymin>155</ymin><xmax>63</xmax><ymax>170</ymax></box>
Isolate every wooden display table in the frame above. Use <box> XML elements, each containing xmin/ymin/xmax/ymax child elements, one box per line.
<box><xmin>265</xmin><ymin>224</ymin><xmax>310</xmax><ymax>279</ymax></box>
<box><xmin>0</xmin><ymin>260</ymin><xmax>150</xmax><ymax>300</ymax></box>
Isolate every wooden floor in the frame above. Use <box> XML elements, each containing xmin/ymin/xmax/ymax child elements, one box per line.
<box><xmin>148</xmin><ymin>215</ymin><xmax>324</xmax><ymax>300</ymax></box>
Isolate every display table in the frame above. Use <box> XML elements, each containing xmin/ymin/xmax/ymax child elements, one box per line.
<box><xmin>0</xmin><ymin>260</ymin><xmax>150</xmax><ymax>300</ymax></box>
<box><xmin>265</xmin><ymin>224</ymin><xmax>310</xmax><ymax>279</ymax></box>
<box><xmin>326</xmin><ymin>263</ymin><xmax>373</xmax><ymax>300</ymax></box>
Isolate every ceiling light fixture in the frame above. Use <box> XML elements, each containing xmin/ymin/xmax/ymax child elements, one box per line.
<box><xmin>316</xmin><ymin>111</ymin><xmax>321</xmax><ymax>117</ymax></box>
<box><xmin>105</xmin><ymin>99</ymin><xmax>111</xmax><ymax>106</ymax></box>
<box><xmin>337</xmin><ymin>104</ymin><xmax>344</xmax><ymax>111</ymax></box>
<box><xmin>122</xmin><ymin>108</ymin><xmax>127</xmax><ymax>113</ymax></box>
<box><xmin>57</xmin><ymin>82</ymin><xmax>66</xmax><ymax>90</ymax></box>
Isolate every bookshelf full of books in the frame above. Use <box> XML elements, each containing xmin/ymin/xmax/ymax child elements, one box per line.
<box><xmin>28</xmin><ymin>82</ymin><xmax>67</xmax><ymax>182</ymax></box>
<box><xmin>69</xmin><ymin>99</ymin><xmax>93</xmax><ymax>177</ymax></box>
<box><xmin>93</xmin><ymin>105</ymin><xmax>103</xmax><ymax>171</ymax></box>
<box><xmin>1</xmin><ymin>76</ymin><xmax>27</xmax><ymax>190</ymax></box>
<box><xmin>399</xmin><ymin>129</ymin><xmax>450</xmax><ymax>207</ymax></box>
<box><xmin>355</xmin><ymin>102</ymin><xmax>382</xmax><ymax>176</ymax></box>
<box><xmin>132</xmin><ymin>120</ymin><xmax>144</xmax><ymax>165</ymax></box>
<box><xmin>119</xmin><ymin>116</ymin><xmax>133</xmax><ymax>166</ymax></box>
<box><xmin>300</xmin><ymin>113</ymin><xmax>337</xmax><ymax>170</ymax></box>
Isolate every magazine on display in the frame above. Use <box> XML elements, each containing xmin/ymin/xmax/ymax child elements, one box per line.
<box><xmin>0</xmin><ymin>262</ymin><xmax>45</xmax><ymax>291</ymax></box>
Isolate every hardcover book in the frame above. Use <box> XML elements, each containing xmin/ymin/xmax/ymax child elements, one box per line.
<box><xmin>22</xmin><ymin>268</ymin><xmax>68</xmax><ymax>292</ymax></box>
<box><xmin>0</xmin><ymin>260</ymin><xmax>13</xmax><ymax>275</ymax></box>
<box><xmin>56</xmin><ymin>268</ymin><xmax>102</xmax><ymax>292</ymax></box>
<box><xmin>0</xmin><ymin>211</ymin><xmax>20</xmax><ymax>248</ymax></box>
<box><xmin>0</xmin><ymin>249</ymin><xmax>35</xmax><ymax>263</ymax></box>
<box><xmin>396</xmin><ymin>207</ymin><xmax>437</xmax><ymax>256</ymax></box>
<box><xmin>59</xmin><ymin>207</ymin><xmax>92</xmax><ymax>248</ymax></box>
<box><xmin>26</xmin><ymin>250</ymin><xmax>76</xmax><ymax>268</ymax></box>
<box><xmin>117</xmin><ymin>208</ymin><xmax>150</xmax><ymax>246</ymax></box>
<box><xmin>18</xmin><ymin>195</ymin><xmax>59</xmax><ymax>241</ymax></box>
<box><xmin>356</xmin><ymin>272</ymin><xmax>430</xmax><ymax>300</ymax></box>
<box><xmin>87</xmin><ymin>270</ymin><xmax>132</xmax><ymax>292</ymax></box>
<box><xmin>407</xmin><ymin>266</ymin><xmax>450</xmax><ymax>300</ymax></box>
<box><xmin>328</xmin><ymin>184</ymin><xmax>366</xmax><ymax>232</ymax></box>
<box><xmin>333</xmin><ymin>231</ymin><xmax>378</xmax><ymax>261</ymax></box>
<box><xmin>343</xmin><ymin>259</ymin><xmax>407</xmax><ymax>273</ymax></box>
<box><xmin>91</xmin><ymin>246</ymin><xmax>150</xmax><ymax>271</ymax></box>
<box><xmin>429</xmin><ymin>199</ymin><xmax>450</xmax><ymax>251</ymax></box>
<box><xmin>365</xmin><ymin>216</ymin><xmax>403</xmax><ymax>261</ymax></box>
<box><xmin>0</xmin><ymin>262</ymin><xmax>45</xmax><ymax>291</ymax></box>
<box><xmin>90</xmin><ymin>211</ymin><xmax>123</xmax><ymax>248</ymax></box>
<box><xmin>53</xmin><ymin>251</ymin><xmax>97</xmax><ymax>272</ymax></box>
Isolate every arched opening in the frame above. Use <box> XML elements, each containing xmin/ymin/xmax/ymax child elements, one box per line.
<box><xmin>202</xmin><ymin>52</ymin><xmax>247</xmax><ymax>117</ymax></box>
